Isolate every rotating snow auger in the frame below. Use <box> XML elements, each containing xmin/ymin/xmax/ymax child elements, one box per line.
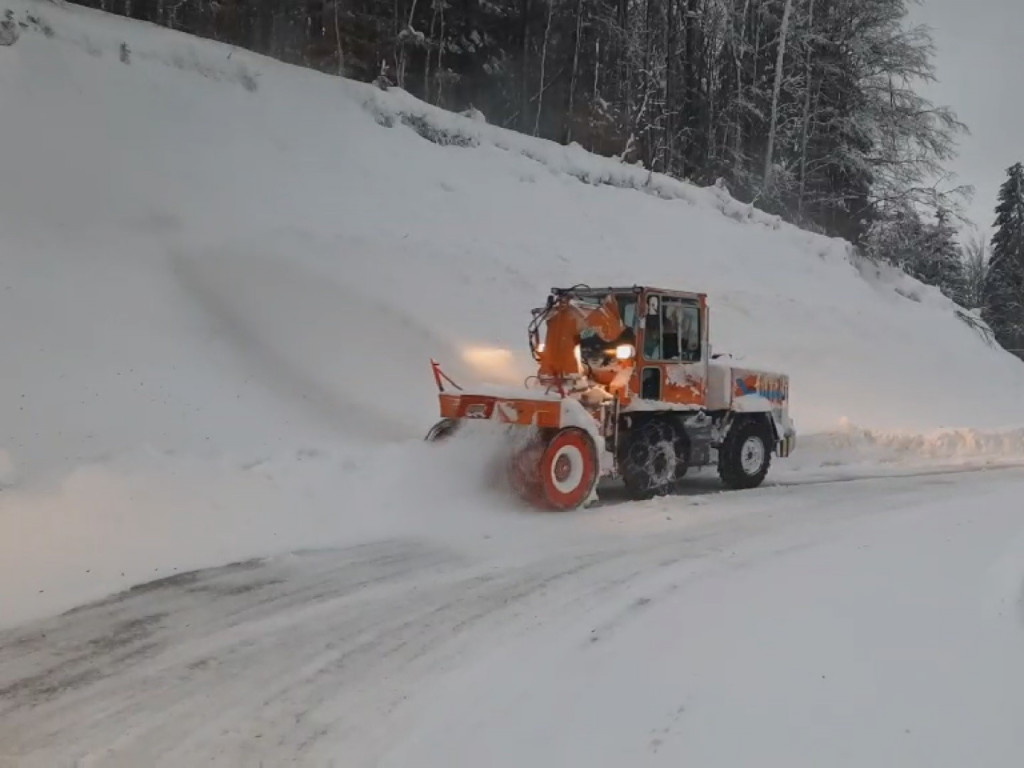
<box><xmin>426</xmin><ymin>285</ymin><xmax>796</xmax><ymax>510</ymax></box>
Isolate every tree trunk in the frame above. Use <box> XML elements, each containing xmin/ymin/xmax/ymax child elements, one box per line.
<box><xmin>534</xmin><ymin>0</ymin><xmax>555</xmax><ymax>136</ymax></box>
<box><xmin>520</xmin><ymin>0</ymin><xmax>532</xmax><ymax>132</ymax></box>
<box><xmin>334</xmin><ymin>0</ymin><xmax>344</xmax><ymax>76</ymax></box>
<box><xmin>565</xmin><ymin>0</ymin><xmax>584</xmax><ymax>142</ymax></box>
<box><xmin>436</xmin><ymin>0</ymin><xmax>446</xmax><ymax>106</ymax></box>
<box><xmin>732</xmin><ymin>0</ymin><xmax>750</xmax><ymax>176</ymax></box>
<box><xmin>797</xmin><ymin>0</ymin><xmax>815</xmax><ymax>217</ymax></box>
<box><xmin>642</xmin><ymin>0</ymin><xmax>655</xmax><ymax>168</ymax></box>
<box><xmin>424</xmin><ymin>1</ymin><xmax>437</xmax><ymax>100</ymax></box>
<box><xmin>397</xmin><ymin>0</ymin><xmax>421</xmax><ymax>89</ymax></box>
<box><xmin>663</xmin><ymin>0</ymin><xmax>675</xmax><ymax>172</ymax></box>
<box><xmin>764</xmin><ymin>0</ymin><xmax>793</xmax><ymax>187</ymax></box>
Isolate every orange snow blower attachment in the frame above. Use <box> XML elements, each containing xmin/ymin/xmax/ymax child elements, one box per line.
<box><xmin>425</xmin><ymin>288</ymin><xmax>635</xmax><ymax>510</ymax></box>
<box><xmin>426</xmin><ymin>356</ymin><xmax>604</xmax><ymax>510</ymax></box>
<box><xmin>429</xmin><ymin>358</ymin><xmax>564</xmax><ymax>430</ymax></box>
<box><xmin>533</xmin><ymin>292</ymin><xmax>627</xmax><ymax>387</ymax></box>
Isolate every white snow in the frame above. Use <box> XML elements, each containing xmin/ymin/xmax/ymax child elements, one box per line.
<box><xmin>377</xmin><ymin>471</ymin><xmax>1024</xmax><ymax>768</ymax></box>
<box><xmin>3</xmin><ymin>2</ymin><xmax>1024</xmax><ymax>764</ymax></box>
<box><xmin>1</xmin><ymin>0</ymin><xmax>1023</xmax><ymax>642</ymax></box>
<box><xmin>3</xmin><ymin>468</ymin><xmax>1024</xmax><ymax>766</ymax></box>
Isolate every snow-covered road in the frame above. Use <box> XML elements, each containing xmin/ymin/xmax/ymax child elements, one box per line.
<box><xmin>3</xmin><ymin>468</ymin><xmax>1024</xmax><ymax>767</ymax></box>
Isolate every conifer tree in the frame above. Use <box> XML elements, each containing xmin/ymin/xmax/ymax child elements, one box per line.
<box><xmin>982</xmin><ymin>162</ymin><xmax>1024</xmax><ymax>352</ymax></box>
<box><xmin>916</xmin><ymin>207</ymin><xmax>967</xmax><ymax>305</ymax></box>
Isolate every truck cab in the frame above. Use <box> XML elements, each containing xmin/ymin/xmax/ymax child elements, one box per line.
<box><xmin>559</xmin><ymin>285</ymin><xmax>795</xmax><ymax>495</ymax></box>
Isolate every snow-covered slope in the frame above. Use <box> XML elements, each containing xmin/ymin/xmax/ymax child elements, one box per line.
<box><xmin>2</xmin><ymin>0</ymin><xmax>1024</xmax><ymax>625</ymax></box>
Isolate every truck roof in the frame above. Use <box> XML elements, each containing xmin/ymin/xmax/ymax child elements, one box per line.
<box><xmin>552</xmin><ymin>285</ymin><xmax>707</xmax><ymax>302</ymax></box>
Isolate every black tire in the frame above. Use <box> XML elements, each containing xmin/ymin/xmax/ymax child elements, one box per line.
<box><xmin>717</xmin><ymin>418</ymin><xmax>772</xmax><ymax>489</ymax></box>
<box><xmin>619</xmin><ymin>417</ymin><xmax>689</xmax><ymax>500</ymax></box>
<box><xmin>425</xmin><ymin>418</ymin><xmax>459</xmax><ymax>442</ymax></box>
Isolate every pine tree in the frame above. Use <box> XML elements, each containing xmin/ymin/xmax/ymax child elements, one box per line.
<box><xmin>916</xmin><ymin>207</ymin><xmax>967</xmax><ymax>305</ymax></box>
<box><xmin>982</xmin><ymin>162</ymin><xmax>1024</xmax><ymax>352</ymax></box>
<box><xmin>864</xmin><ymin>204</ymin><xmax>966</xmax><ymax>305</ymax></box>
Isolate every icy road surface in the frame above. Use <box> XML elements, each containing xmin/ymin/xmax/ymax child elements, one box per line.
<box><xmin>3</xmin><ymin>468</ymin><xmax>1024</xmax><ymax>767</ymax></box>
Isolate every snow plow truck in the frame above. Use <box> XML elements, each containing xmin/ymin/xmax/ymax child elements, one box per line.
<box><xmin>426</xmin><ymin>285</ymin><xmax>796</xmax><ymax>510</ymax></box>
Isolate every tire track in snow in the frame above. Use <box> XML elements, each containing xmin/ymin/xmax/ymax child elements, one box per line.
<box><xmin>0</xmin><ymin>538</ymin><xmax>631</xmax><ymax>766</ymax></box>
<box><xmin>5</xmin><ymin>470</ymin><xmax>1024</xmax><ymax>766</ymax></box>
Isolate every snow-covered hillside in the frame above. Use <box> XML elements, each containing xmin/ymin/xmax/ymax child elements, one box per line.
<box><xmin>2</xmin><ymin>0</ymin><xmax>1024</xmax><ymax>625</ymax></box>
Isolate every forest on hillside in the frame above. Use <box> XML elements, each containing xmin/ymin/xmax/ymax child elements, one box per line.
<box><xmin>69</xmin><ymin>0</ymin><xmax>968</xmax><ymax>244</ymax></box>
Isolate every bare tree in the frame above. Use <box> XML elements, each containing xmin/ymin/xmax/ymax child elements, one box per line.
<box><xmin>961</xmin><ymin>231</ymin><xmax>990</xmax><ymax>312</ymax></box>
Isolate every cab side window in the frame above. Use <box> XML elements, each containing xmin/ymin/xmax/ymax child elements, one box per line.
<box><xmin>644</xmin><ymin>296</ymin><xmax>700</xmax><ymax>362</ymax></box>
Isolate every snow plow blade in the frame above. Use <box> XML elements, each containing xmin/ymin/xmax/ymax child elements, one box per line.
<box><xmin>427</xmin><ymin>359</ymin><xmax>565</xmax><ymax>429</ymax></box>
<box><xmin>424</xmin><ymin>360</ymin><xmax>602</xmax><ymax>511</ymax></box>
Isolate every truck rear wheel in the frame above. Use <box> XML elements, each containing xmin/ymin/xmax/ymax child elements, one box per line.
<box><xmin>619</xmin><ymin>418</ymin><xmax>689</xmax><ymax>500</ymax></box>
<box><xmin>718</xmin><ymin>418</ymin><xmax>772</xmax><ymax>489</ymax></box>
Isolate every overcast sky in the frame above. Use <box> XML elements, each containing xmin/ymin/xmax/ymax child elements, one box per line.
<box><xmin>909</xmin><ymin>0</ymin><xmax>1024</xmax><ymax>240</ymax></box>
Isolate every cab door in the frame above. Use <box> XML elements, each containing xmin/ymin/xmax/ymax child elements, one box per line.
<box><xmin>637</xmin><ymin>293</ymin><xmax>707</xmax><ymax>406</ymax></box>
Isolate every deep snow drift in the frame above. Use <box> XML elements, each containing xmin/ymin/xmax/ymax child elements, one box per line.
<box><xmin>2</xmin><ymin>0</ymin><xmax>1024</xmax><ymax>626</ymax></box>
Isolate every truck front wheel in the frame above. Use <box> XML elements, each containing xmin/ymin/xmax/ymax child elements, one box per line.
<box><xmin>718</xmin><ymin>418</ymin><xmax>772</xmax><ymax>490</ymax></box>
<box><xmin>620</xmin><ymin>417</ymin><xmax>689</xmax><ymax>500</ymax></box>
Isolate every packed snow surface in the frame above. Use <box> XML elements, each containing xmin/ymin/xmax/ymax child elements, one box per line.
<box><xmin>3</xmin><ymin>468</ymin><xmax>1024</xmax><ymax>766</ymax></box>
